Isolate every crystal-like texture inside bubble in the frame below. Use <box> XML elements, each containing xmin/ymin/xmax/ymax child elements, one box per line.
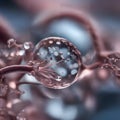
<box><xmin>33</xmin><ymin>37</ymin><xmax>82</xmax><ymax>89</ymax></box>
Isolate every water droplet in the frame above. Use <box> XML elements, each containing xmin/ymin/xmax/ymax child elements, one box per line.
<box><xmin>32</xmin><ymin>37</ymin><xmax>82</xmax><ymax>89</ymax></box>
<box><xmin>24</xmin><ymin>42</ymin><xmax>31</xmax><ymax>50</ymax></box>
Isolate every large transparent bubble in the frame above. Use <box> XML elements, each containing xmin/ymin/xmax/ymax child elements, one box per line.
<box><xmin>32</xmin><ymin>37</ymin><xmax>82</xmax><ymax>89</ymax></box>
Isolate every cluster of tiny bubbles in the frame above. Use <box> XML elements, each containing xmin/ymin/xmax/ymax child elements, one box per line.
<box><xmin>107</xmin><ymin>52</ymin><xmax>120</xmax><ymax>69</ymax></box>
<box><xmin>16</xmin><ymin>109</ymin><xmax>27</xmax><ymax>120</ymax></box>
<box><xmin>102</xmin><ymin>52</ymin><xmax>120</xmax><ymax>79</ymax></box>
<box><xmin>0</xmin><ymin>41</ymin><xmax>22</xmax><ymax>67</ymax></box>
<box><xmin>32</xmin><ymin>37</ymin><xmax>82</xmax><ymax>89</ymax></box>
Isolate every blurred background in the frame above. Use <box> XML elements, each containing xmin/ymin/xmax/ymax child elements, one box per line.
<box><xmin>0</xmin><ymin>0</ymin><xmax>120</xmax><ymax>120</ymax></box>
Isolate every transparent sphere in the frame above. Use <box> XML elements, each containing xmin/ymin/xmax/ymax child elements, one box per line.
<box><xmin>33</xmin><ymin>37</ymin><xmax>82</xmax><ymax>89</ymax></box>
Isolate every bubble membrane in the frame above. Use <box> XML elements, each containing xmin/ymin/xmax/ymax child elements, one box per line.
<box><xmin>33</xmin><ymin>37</ymin><xmax>82</xmax><ymax>89</ymax></box>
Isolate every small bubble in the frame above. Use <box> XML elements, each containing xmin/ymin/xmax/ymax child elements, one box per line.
<box><xmin>73</xmin><ymin>63</ymin><xmax>79</xmax><ymax>68</ymax></box>
<box><xmin>67</xmin><ymin>52</ymin><xmax>70</xmax><ymax>55</ymax></box>
<box><xmin>54</xmin><ymin>51</ymin><xmax>59</xmax><ymax>56</ymax></box>
<box><xmin>48</xmin><ymin>47</ymin><xmax>54</xmax><ymax>53</ymax></box>
<box><xmin>71</xmin><ymin>69</ymin><xmax>78</xmax><ymax>75</ymax></box>
<box><xmin>24</xmin><ymin>42</ymin><xmax>31</xmax><ymax>50</ymax></box>
<box><xmin>56</xmin><ymin>67</ymin><xmax>67</xmax><ymax>77</ymax></box>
